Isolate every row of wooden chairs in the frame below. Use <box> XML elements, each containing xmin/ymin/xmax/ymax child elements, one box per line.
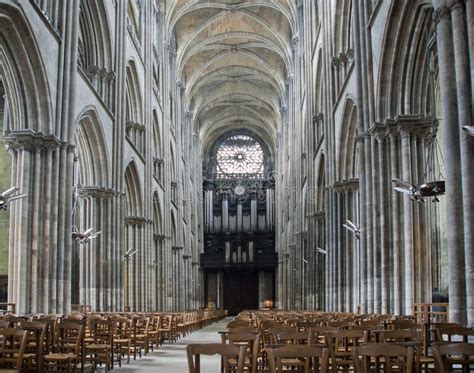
<box><xmin>0</xmin><ymin>309</ymin><xmax>226</xmax><ymax>372</ymax></box>
<box><xmin>194</xmin><ymin>310</ymin><xmax>474</xmax><ymax>372</ymax></box>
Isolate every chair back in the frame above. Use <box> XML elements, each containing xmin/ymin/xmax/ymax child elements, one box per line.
<box><xmin>352</xmin><ymin>343</ymin><xmax>414</xmax><ymax>373</ymax></box>
<box><xmin>0</xmin><ymin>328</ymin><xmax>27</xmax><ymax>371</ymax></box>
<box><xmin>187</xmin><ymin>343</ymin><xmax>246</xmax><ymax>373</ymax></box>
<box><xmin>433</xmin><ymin>342</ymin><xmax>474</xmax><ymax>372</ymax></box>
<box><xmin>56</xmin><ymin>320</ymin><xmax>84</xmax><ymax>356</ymax></box>
<box><xmin>434</xmin><ymin>325</ymin><xmax>474</xmax><ymax>343</ymax></box>
<box><xmin>221</xmin><ymin>332</ymin><xmax>260</xmax><ymax>373</ymax></box>
<box><xmin>265</xmin><ymin>344</ymin><xmax>329</xmax><ymax>373</ymax></box>
<box><xmin>276</xmin><ymin>331</ymin><xmax>311</xmax><ymax>345</ymax></box>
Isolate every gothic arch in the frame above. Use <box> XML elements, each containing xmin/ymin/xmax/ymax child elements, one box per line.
<box><xmin>124</xmin><ymin>161</ymin><xmax>143</xmax><ymax>217</ymax></box>
<box><xmin>75</xmin><ymin>108</ymin><xmax>110</xmax><ymax>188</ymax></box>
<box><xmin>152</xmin><ymin>192</ymin><xmax>163</xmax><ymax>235</ymax></box>
<box><xmin>333</xmin><ymin>0</ymin><xmax>352</xmax><ymax>55</ymax></box>
<box><xmin>78</xmin><ymin>0</ymin><xmax>113</xmax><ymax>72</ymax></box>
<box><xmin>315</xmin><ymin>154</ymin><xmax>325</xmax><ymax>212</ymax></box>
<box><xmin>125</xmin><ymin>61</ymin><xmax>143</xmax><ymax>124</ymax></box>
<box><xmin>152</xmin><ymin>110</ymin><xmax>162</xmax><ymax>158</ymax></box>
<box><xmin>376</xmin><ymin>1</ymin><xmax>433</xmax><ymax>121</ymax></box>
<box><xmin>0</xmin><ymin>3</ymin><xmax>52</xmax><ymax>134</ymax></box>
<box><xmin>171</xmin><ymin>211</ymin><xmax>177</xmax><ymax>246</ymax></box>
<box><xmin>338</xmin><ymin>98</ymin><xmax>358</xmax><ymax>181</ymax></box>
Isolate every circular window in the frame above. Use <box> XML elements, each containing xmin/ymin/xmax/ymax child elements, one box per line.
<box><xmin>216</xmin><ymin>135</ymin><xmax>264</xmax><ymax>176</ymax></box>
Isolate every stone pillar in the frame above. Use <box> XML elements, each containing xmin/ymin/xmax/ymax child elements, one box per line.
<box><xmin>390</xmin><ymin>132</ymin><xmax>402</xmax><ymax>315</ymax></box>
<box><xmin>377</xmin><ymin>133</ymin><xmax>390</xmax><ymax>314</ymax></box>
<box><xmin>400</xmin><ymin>128</ymin><xmax>414</xmax><ymax>315</ymax></box>
<box><xmin>433</xmin><ymin>0</ymin><xmax>467</xmax><ymax>324</ymax></box>
<box><xmin>451</xmin><ymin>0</ymin><xmax>474</xmax><ymax>326</ymax></box>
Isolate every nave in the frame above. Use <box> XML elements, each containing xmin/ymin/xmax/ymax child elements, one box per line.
<box><xmin>115</xmin><ymin>319</ymin><xmax>227</xmax><ymax>373</ymax></box>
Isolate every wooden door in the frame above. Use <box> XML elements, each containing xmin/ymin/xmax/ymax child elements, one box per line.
<box><xmin>223</xmin><ymin>271</ymin><xmax>259</xmax><ymax>316</ymax></box>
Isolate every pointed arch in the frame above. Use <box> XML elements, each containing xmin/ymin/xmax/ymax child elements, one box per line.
<box><xmin>171</xmin><ymin>211</ymin><xmax>177</xmax><ymax>246</ymax></box>
<box><xmin>376</xmin><ymin>2</ymin><xmax>433</xmax><ymax>121</ymax></box>
<box><xmin>75</xmin><ymin>108</ymin><xmax>110</xmax><ymax>188</ymax></box>
<box><xmin>152</xmin><ymin>192</ymin><xmax>163</xmax><ymax>235</ymax></box>
<box><xmin>338</xmin><ymin>98</ymin><xmax>358</xmax><ymax>181</ymax></box>
<box><xmin>78</xmin><ymin>0</ymin><xmax>113</xmax><ymax>71</ymax></box>
<box><xmin>315</xmin><ymin>154</ymin><xmax>325</xmax><ymax>212</ymax></box>
<box><xmin>152</xmin><ymin>110</ymin><xmax>162</xmax><ymax>158</ymax></box>
<box><xmin>125</xmin><ymin>60</ymin><xmax>143</xmax><ymax>124</ymax></box>
<box><xmin>0</xmin><ymin>3</ymin><xmax>52</xmax><ymax>134</ymax></box>
<box><xmin>124</xmin><ymin>161</ymin><xmax>143</xmax><ymax>217</ymax></box>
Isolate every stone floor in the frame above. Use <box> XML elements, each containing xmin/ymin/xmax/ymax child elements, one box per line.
<box><xmin>113</xmin><ymin>318</ymin><xmax>229</xmax><ymax>372</ymax></box>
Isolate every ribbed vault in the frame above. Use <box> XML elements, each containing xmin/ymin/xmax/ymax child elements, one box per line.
<box><xmin>168</xmin><ymin>0</ymin><xmax>296</xmax><ymax>152</ymax></box>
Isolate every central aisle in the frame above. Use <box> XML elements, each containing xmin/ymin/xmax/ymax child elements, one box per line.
<box><xmin>114</xmin><ymin>318</ymin><xmax>229</xmax><ymax>372</ymax></box>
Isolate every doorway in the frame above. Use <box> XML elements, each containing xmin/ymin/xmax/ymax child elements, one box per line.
<box><xmin>223</xmin><ymin>271</ymin><xmax>259</xmax><ymax>316</ymax></box>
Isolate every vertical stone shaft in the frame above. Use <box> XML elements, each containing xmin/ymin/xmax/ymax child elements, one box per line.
<box><xmin>434</xmin><ymin>1</ymin><xmax>467</xmax><ymax>324</ymax></box>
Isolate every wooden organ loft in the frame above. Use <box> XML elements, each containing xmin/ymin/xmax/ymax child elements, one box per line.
<box><xmin>201</xmin><ymin>134</ymin><xmax>277</xmax><ymax>316</ymax></box>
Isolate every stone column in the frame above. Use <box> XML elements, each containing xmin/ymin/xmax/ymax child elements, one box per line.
<box><xmin>377</xmin><ymin>133</ymin><xmax>390</xmax><ymax>314</ymax></box>
<box><xmin>400</xmin><ymin>128</ymin><xmax>414</xmax><ymax>315</ymax></box>
<box><xmin>433</xmin><ymin>0</ymin><xmax>467</xmax><ymax>324</ymax></box>
<box><xmin>451</xmin><ymin>0</ymin><xmax>474</xmax><ymax>326</ymax></box>
<box><xmin>390</xmin><ymin>132</ymin><xmax>402</xmax><ymax>315</ymax></box>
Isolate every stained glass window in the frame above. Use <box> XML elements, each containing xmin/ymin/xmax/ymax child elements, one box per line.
<box><xmin>216</xmin><ymin>135</ymin><xmax>264</xmax><ymax>176</ymax></box>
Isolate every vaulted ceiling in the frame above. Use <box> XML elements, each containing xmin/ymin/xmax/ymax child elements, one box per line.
<box><xmin>166</xmin><ymin>0</ymin><xmax>296</xmax><ymax>153</ymax></box>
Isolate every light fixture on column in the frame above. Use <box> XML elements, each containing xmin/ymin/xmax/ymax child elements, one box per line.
<box><xmin>316</xmin><ymin>247</ymin><xmax>327</xmax><ymax>255</ymax></box>
<box><xmin>72</xmin><ymin>227</ymin><xmax>102</xmax><ymax>244</ymax></box>
<box><xmin>342</xmin><ymin>219</ymin><xmax>360</xmax><ymax>240</ymax></box>
<box><xmin>0</xmin><ymin>186</ymin><xmax>27</xmax><ymax>210</ymax></box>
<box><xmin>463</xmin><ymin>125</ymin><xmax>474</xmax><ymax>137</ymax></box>
<box><xmin>124</xmin><ymin>247</ymin><xmax>138</xmax><ymax>260</ymax></box>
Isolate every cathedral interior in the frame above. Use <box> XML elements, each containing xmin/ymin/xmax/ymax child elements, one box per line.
<box><xmin>0</xmin><ymin>0</ymin><xmax>473</xmax><ymax>371</ymax></box>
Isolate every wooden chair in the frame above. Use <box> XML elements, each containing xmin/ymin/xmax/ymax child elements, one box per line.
<box><xmin>434</xmin><ymin>325</ymin><xmax>474</xmax><ymax>343</ymax></box>
<box><xmin>221</xmin><ymin>332</ymin><xmax>260</xmax><ymax>373</ymax></box>
<box><xmin>112</xmin><ymin>316</ymin><xmax>131</xmax><ymax>365</ymax></box>
<box><xmin>43</xmin><ymin>321</ymin><xmax>84</xmax><ymax>373</ymax></box>
<box><xmin>265</xmin><ymin>327</ymin><xmax>298</xmax><ymax>345</ymax></box>
<box><xmin>159</xmin><ymin>314</ymin><xmax>177</xmax><ymax>344</ymax></box>
<box><xmin>0</xmin><ymin>328</ymin><xmax>27</xmax><ymax>373</ymax></box>
<box><xmin>275</xmin><ymin>331</ymin><xmax>311</xmax><ymax>345</ymax></box>
<box><xmin>85</xmin><ymin>317</ymin><xmax>114</xmax><ymax>372</ymax></box>
<box><xmin>146</xmin><ymin>314</ymin><xmax>161</xmax><ymax>351</ymax></box>
<box><xmin>387</xmin><ymin>320</ymin><xmax>419</xmax><ymax>331</ymax></box>
<box><xmin>352</xmin><ymin>343</ymin><xmax>414</xmax><ymax>373</ymax></box>
<box><xmin>187</xmin><ymin>343</ymin><xmax>246</xmax><ymax>373</ymax></box>
<box><xmin>377</xmin><ymin>329</ymin><xmax>422</xmax><ymax>371</ymax></box>
<box><xmin>264</xmin><ymin>345</ymin><xmax>329</xmax><ymax>373</ymax></box>
<box><xmin>308</xmin><ymin>326</ymin><xmax>337</xmax><ymax>347</ymax></box>
<box><xmin>325</xmin><ymin>329</ymin><xmax>367</xmax><ymax>372</ymax></box>
<box><xmin>132</xmin><ymin>316</ymin><xmax>149</xmax><ymax>357</ymax></box>
<box><xmin>432</xmin><ymin>343</ymin><xmax>474</xmax><ymax>373</ymax></box>
<box><xmin>18</xmin><ymin>321</ymin><xmax>47</xmax><ymax>373</ymax></box>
